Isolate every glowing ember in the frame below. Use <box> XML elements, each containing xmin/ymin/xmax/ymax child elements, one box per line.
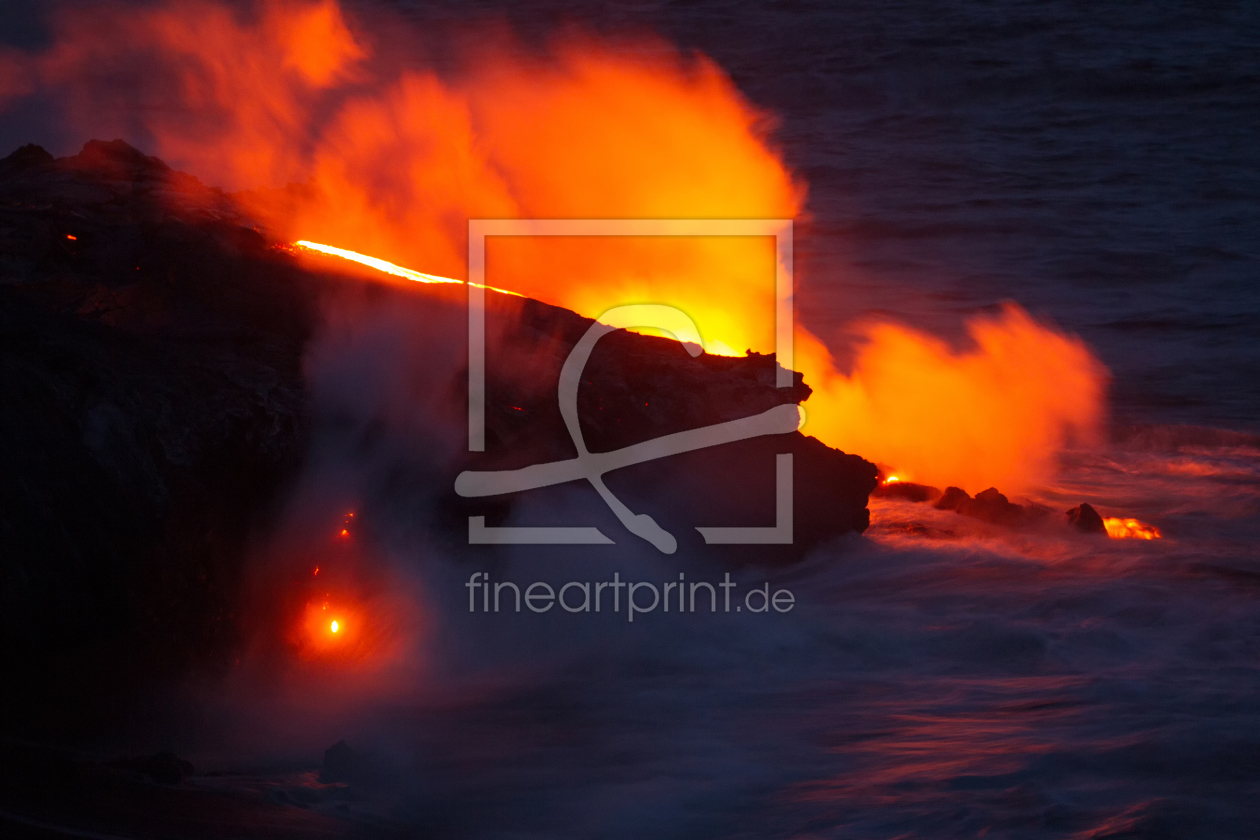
<box><xmin>883</xmin><ymin>476</ymin><xmax>901</xmax><ymax>484</ymax></box>
<box><xmin>299</xmin><ymin>598</ymin><xmax>362</xmax><ymax>657</ymax></box>
<box><xmin>66</xmin><ymin>234</ymin><xmax>77</xmax><ymax>240</ymax></box>
<box><xmin>1104</xmin><ymin>517</ymin><xmax>1163</xmax><ymax>540</ymax></box>
<box><xmin>293</xmin><ymin>240</ymin><xmax>523</xmax><ymax>297</ymax></box>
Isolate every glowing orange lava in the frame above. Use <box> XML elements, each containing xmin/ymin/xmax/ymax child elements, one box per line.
<box><xmin>292</xmin><ymin>240</ymin><xmax>523</xmax><ymax>297</ymax></box>
<box><xmin>1103</xmin><ymin>517</ymin><xmax>1162</xmax><ymax>540</ymax></box>
<box><xmin>299</xmin><ymin>597</ymin><xmax>360</xmax><ymax>657</ymax></box>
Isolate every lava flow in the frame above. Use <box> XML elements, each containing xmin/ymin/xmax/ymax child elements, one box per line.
<box><xmin>1103</xmin><ymin>517</ymin><xmax>1163</xmax><ymax>540</ymax></box>
<box><xmin>292</xmin><ymin>240</ymin><xmax>523</xmax><ymax>297</ymax></box>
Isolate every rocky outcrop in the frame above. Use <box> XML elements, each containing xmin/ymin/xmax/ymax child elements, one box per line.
<box><xmin>911</xmin><ymin>483</ymin><xmax>1102</xmax><ymax>533</ymax></box>
<box><xmin>1067</xmin><ymin>502</ymin><xmax>1107</xmax><ymax>534</ymax></box>
<box><xmin>933</xmin><ymin>486</ymin><xmax>971</xmax><ymax>512</ymax></box>
<box><xmin>957</xmin><ymin>487</ymin><xmax>1051</xmax><ymax>527</ymax></box>
<box><xmin>933</xmin><ymin>485</ymin><xmax>1053</xmax><ymax>527</ymax></box>
<box><xmin>464</xmin><ymin>295</ymin><xmax>878</xmax><ymax>559</ymax></box>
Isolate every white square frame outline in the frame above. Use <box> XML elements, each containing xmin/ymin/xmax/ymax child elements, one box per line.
<box><xmin>466</xmin><ymin>218</ymin><xmax>794</xmax><ymax>547</ymax></box>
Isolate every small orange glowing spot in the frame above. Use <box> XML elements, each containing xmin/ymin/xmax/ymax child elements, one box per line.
<box><xmin>66</xmin><ymin>234</ymin><xmax>77</xmax><ymax>240</ymax></box>
<box><xmin>1103</xmin><ymin>517</ymin><xmax>1162</xmax><ymax>540</ymax></box>
<box><xmin>330</xmin><ymin>620</ymin><xmax>339</xmax><ymax>634</ymax></box>
<box><xmin>339</xmin><ymin>529</ymin><xmax>349</xmax><ymax>537</ymax></box>
<box><xmin>313</xmin><ymin>566</ymin><xmax>319</xmax><ymax>576</ymax></box>
<box><xmin>883</xmin><ymin>476</ymin><xmax>900</xmax><ymax>484</ymax></box>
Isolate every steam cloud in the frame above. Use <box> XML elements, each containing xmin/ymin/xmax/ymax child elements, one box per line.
<box><xmin>1</xmin><ymin>0</ymin><xmax>1107</xmax><ymax>493</ymax></box>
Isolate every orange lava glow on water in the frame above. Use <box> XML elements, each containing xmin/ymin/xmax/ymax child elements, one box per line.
<box><xmin>279</xmin><ymin>508</ymin><xmax>420</xmax><ymax>669</ymax></box>
<box><xmin>299</xmin><ymin>598</ymin><xmax>359</xmax><ymax>656</ymax></box>
<box><xmin>3</xmin><ymin>0</ymin><xmax>1109</xmax><ymax>493</ymax></box>
<box><xmin>1103</xmin><ymin>517</ymin><xmax>1163</xmax><ymax>540</ymax></box>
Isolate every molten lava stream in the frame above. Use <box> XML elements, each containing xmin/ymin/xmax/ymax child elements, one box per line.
<box><xmin>1103</xmin><ymin>517</ymin><xmax>1162</xmax><ymax>540</ymax></box>
<box><xmin>292</xmin><ymin>240</ymin><xmax>524</xmax><ymax>297</ymax></box>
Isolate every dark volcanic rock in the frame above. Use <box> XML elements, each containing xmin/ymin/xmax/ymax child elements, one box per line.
<box><xmin>960</xmin><ymin>487</ymin><xmax>1029</xmax><ymax>527</ymax></box>
<box><xmin>934</xmin><ymin>486</ymin><xmax>1052</xmax><ymax>529</ymax></box>
<box><xmin>0</xmin><ymin>143</ymin><xmax>53</xmax><ymax>177</ymax></box>
<box><xmin>934</xmin><ymin>486</ymin><xmax>971</xmax><ymax>511</ymax></box>
<box><xmin>1067</xmin><ymin>502</ymin><xmax>1107</xmax><ymax>534</ymax></box>
<box><xmin>463</xmin><ymin>295</ymin><xmax>878</xmax><ymax>561</ymax></box>
<box><xmin>872</xmin><ymin>480</ymin><xmax>941</xmax><ymax>503</ymax></box>
<box><xmin>0</xmin><ymin>140</ymin><xmax>315</xmax><ymax>735</ymax></box>
<box><xmin>319</xmin><ymin>740</ymin><xmax>357</xmax><ymax>784</ymax></box>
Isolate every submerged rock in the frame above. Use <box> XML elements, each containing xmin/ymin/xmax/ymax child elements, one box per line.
<box><xmin>319</xmin><ymin>740</ymin><xmax>356</xmax><ymax>784</ymax></box>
